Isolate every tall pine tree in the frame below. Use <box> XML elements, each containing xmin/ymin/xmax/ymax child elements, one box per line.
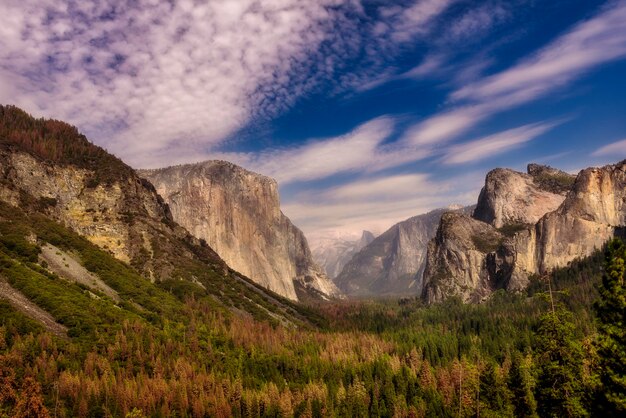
<box><xmin>594</xmin><ymin>238</ymin><xmax>626</xmax><ymax>414</ymax></box>
<box><xmin>534</xmin><ymin>307</ymin><xmax>588</xmax><ymax>417</ymax></box>
<box><xmin>508</xmin><ymin>352</ymin><xmax>537</xmax><ymax>418</ymax></box>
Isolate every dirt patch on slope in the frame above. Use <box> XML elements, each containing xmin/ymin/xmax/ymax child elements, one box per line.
<box><xmin>39</xmin><ymin>244</ymin><xmax>120</xmax><ymax>302</ymax></box>
<box><xmin>0</xmin><ymin>279</ymin><xmax>68</xmax><ymax>338</ymax></box>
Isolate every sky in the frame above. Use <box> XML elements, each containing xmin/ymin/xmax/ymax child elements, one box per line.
<box><xmin>2</xmin><ymin>0</ymin><xmax>626</xmax><ymax>243</ymax></box>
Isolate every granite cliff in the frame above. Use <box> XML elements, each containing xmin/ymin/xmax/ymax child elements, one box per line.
<box><xmin>140</xmin><ymin>162</ymin><xmax>341</xmax><ymax>301</ymax></box>
<box><xmin>421</xmin><ymin>162</ymin><xmax>626</xmax><ymax>304</ymax></box>
<box><xmin>335</xmin><ymin>207</ymin><xmax>472</xmax><ymax>297</ymax></box>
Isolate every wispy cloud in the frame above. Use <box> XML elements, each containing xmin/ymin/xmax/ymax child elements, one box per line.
<box><xmin>227</xmin><ymin>118</ymin><xmax>396</xmax><ymax>184</ymax></box>
<box><xmin>441</xmin><ymin>121</ymin><xmax>560</xmax><ymax>165</ymax></box>
<box><xmin>592</xmin><ymin>138</ymin><xmax>626</xmax><ymax>157</ymax></box>
<box><xmin>0</xmin><ymin>0</ymin><xmax>369</xmax><ymax>166</ymax></box>
<box><xmin>216</xmin><ymin>118</ymin><xmax>435</xmax><ymax>184</ymax></box>
<box><xmin>452</xmin><ymin>1</ymin><xmax>626</xmax><ymax>104</ymax></box>
<box><xmin>322</xmin><ymin>174</ymin><xmax>438</xmax><ymax>200</ymax></box>
<box><xmin>444</xmin><ymin>2</ymin><xmax>510</xmax><ymax>45</ymax></box>
<box><xmin>404</xmin><ymin>0</ymin><xmax>626</xmax><ymax>147</ymax></box>
<box><xmin>284</xmin><ymin>171</ymin><xmax>484</xmax><ymax>238</ymax></box>
<box><xmin>376</xmin><ymin>0</ymin><xmax>457</xmax><ymax>43</ymax></box>
<box><xmin>0</xmin><ymin>0</ymin><xmax>468</xmax><ymax>168</ymax></box>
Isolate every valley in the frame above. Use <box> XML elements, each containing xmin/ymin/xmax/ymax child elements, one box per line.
<box><xmin>0</xmin><ymin>106</ymin><xmax>624</xmax><ymax>417</ymax></box>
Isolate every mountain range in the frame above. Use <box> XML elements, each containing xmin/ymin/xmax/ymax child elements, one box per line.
<box><xmin>0</xmin><ymin>105</ymin><xmax>325</xmax><ymax>333</ymax></box>
<box><xmin>1</xmin><ymin>104</ymin><xmax>625</xmax><ymax>315</ymax></box>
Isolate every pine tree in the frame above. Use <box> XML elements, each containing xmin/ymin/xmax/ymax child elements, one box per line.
<box><xmin>479</xmin><ymin>361</ymin><xmax>513</xmax><ymax>417</ymax></box>
<box><xmin>534</xmin><ymin>308</ymin><xmax>588</xmax><ymax>417</ymax></box>
<box><xmin>594</xmin><ymin>238</ymin><xmax>626</xmax><ymax>414</ymax></box>
<box><xmin>507</xmin><ymin>352</ymin><xmax>537</xmax><ymax>418</ymax></box>
<box><xmin>13</xmin><ymin>377</ymin><xmax>50</xmax><ymax>418</ymax></box>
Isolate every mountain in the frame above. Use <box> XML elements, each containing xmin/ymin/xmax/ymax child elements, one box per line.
<box><xmin>334</xmin><ymin>206</ymin><xmax>472</xmax><ymax>297</ymax></box>
<box><xmin>0</xmin><ymin>106</ymin><xmax>615</xmax><ymax>417</ymax></box>
<box><xmin>473</xmin><ymin>164</ymin><xmax>572</xmax><ymax>228</ymax></box>
<box><xmin>0</xmin><ymin>105</ymin><xmax>319</xmax><ymax>330</ymax></box>
<box><xmin>421</xmin><ymin>162</ymin><xmax>626</xmax><ymax>303</ymax></box>
<box><xmin>311</xmin><ymin>230</ymin><xmax>375</xmax><ymax>278</ymax></box>
<box><xmin>139</xmin><ymin>161</ymin><xmax>341</xmax><ymax>301</ymax></box>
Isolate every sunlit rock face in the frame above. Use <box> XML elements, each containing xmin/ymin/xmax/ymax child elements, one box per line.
<box><xmin>140</xmin><ymin>161</ymin><xmax>341</xmax><ymax>301</ymax></box>
<box><xmin>473</xmin><ymin>164</ymin><xmax>573</xmax><ymax>228</ymax></box>
<box><xmin>517</xmin><ymin>161</ymin><xmax>626</xmax><ymax>275</ymax></box>
<box><xmin>422</xmin><ymin>162</ymin><xmax>626</xmax><ymax>304</ymax></box>
<box><xmin>335</xmin><ymin>207</ymin><xmax>473</xmax><ymax>297</ymax></box>
<box><xmin>0</xmin><ymin>149</ymin><xmax>205</xmax><ymax>281</ymax></box>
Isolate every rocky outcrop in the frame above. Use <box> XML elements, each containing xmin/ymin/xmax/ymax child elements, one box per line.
<box><xmin>422</xmin><ymin>161</ymin><xmax>626</xmax><ymax>304</ymax></box>
<box><xmin>140</xmin><ymin>161</ymin><xmax>341</xmax><ymax>301</ymax></box>
<box><xmin>0</xmin><ymin>148</ymin><xmax>220</xmax><ymax>281</ymax></box>
<box><xmin>473</xmin><ymin>165</ymin><xmax>573</xmax><ymax>228</ymax></box>
<box><xmin>335</xmin><ymin>207</ymin><xmax>472</xmax><ymax>296</ymax></box>
<box><xmin>421</xmin><ymin>212</ymin><xmax>512</xmax><ymax>303</ymax></box>
<box><xmin>311</xmin><ymin>231</ymin><xmax>375</xmax><ymax>278</ymax></box>
<box><xmin>514</xmin><ymin>161</ymin><xmax>626</xmax><ymax>277</ymax></box>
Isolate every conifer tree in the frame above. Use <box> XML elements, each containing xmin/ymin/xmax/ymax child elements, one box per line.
<box><xmin>479</xmin><ymin>361</ymin><xmax>512</xmax><ymax>417</ymax></box>
<box><xmin>534</xmin><ymin>308</ymin><xmax>588</xmax><ymax>417</ymax></box>
<box><xmin>13</xmin><ymin>377</ymin><xmax>50</xmax><ymax>418</ymax></box>
<box><xmin>594</xmin><ymin>238</ymin><xmax>626</xmax><ymax>414</ymax></box>
<box><xmin>507</xmin><ymin>352</ymin><xmax>537</xmax><ymax>418</ymax></box>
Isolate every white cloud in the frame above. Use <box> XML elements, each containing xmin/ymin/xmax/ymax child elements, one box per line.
<box><xmin>323</xmin><ymin>173</ymin><xmax>438</xmax><ymax>200</ymax></box>
<box><xmin>0</xmin><ymin>0</ymin><xmax>467</xmax><ymax>168</ymax></box>
<box><xmin>0</xmin><ymin>0</ymin><xmax>367</xmax><ymax>166</ymax></box>
<box><xmin>378</xmin><ymin>0</ymin><xmax>457</xmax><ymax>43</ymax></box>
<box><xmin>402</xmin><ymin>54</ymin><xmax>447</xmax><ymax>79</ymax></box>
<box><xmin>283</xmin><ymin>171</ymin><xmax>484</xmax><ymax>238</ymax></box>
<box><xmin>452</xmin><ymin>0</ymin><xmax>626</xmax><ymax>103</ymax></box>
<box><xmin>230</xmin><ymin>117</ymin><xmax>395</xmax><ymax>183</ymax></box>
<box><xmin>403</xmin><ymin>0</ymin><xmax>626</xmax><ymax>148</ymax></box>
<box><xmin>592</xmin><ymin>138</ymin><xmax>626</xmax><ymax>157</ymax></box>
<box><xmin>442</xmin><ymin>121</ymin><xmax>560</xmax><ymax>165</ymax></box>
<box><xmin>444</xmin><ymin>3</ymin><xmax>510</xmax><ymax>44</ymax></box>
<box><xmin>403</xmin><ymin>104</ymin><xmax>489</xmax><ymax>145</ymax></box>
<box><xmin>209</xmin><ymin>117</ymin><xmax>435</xmax><ymax>184</ymax></box>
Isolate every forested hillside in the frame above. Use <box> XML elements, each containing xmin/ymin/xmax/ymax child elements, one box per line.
<box><xmin>1</xmin><ymin>229</ymin><xmax>622</xmax><ymax>416</ymax></box>
<box><xmin>1</xmin><ymin>106</ymin><xmax>624</xmax><ymax>417</ymax></box>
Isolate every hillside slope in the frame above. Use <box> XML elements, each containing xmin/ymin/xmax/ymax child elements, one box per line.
<box><xmin>0</xmin><ymin>105</ymin><xmax>319</xmax><ymax>327</ymax></box>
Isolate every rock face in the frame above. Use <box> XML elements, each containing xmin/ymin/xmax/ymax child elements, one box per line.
<box><xmin>422</xmin><ymin>162</ymin><xmax>626</xmax><ymax>304</ymax></box>
<box><xmin>0</xmin><ymin>146</ymin><xmax>222</xmax><ymax>282</ymax></box>
<box><xmin>311</xmin><ymin>231</ymin><xmax>375</xmax><ymax>278</ymax></box>
<box><xmin>335</xmin><ymin>207</ymin><xmax>472</xmax><ymax>296</ymax></box>
<box><xmin>421</xmin><ymin>212</ymin><xmax>510</xmax><ymax>303</ymax></box>
<box><xmin>140</xmin><ymin>161</ymin><xmax>341</xmax><ymax>301</ymax></box>
<box><xmin>515</xmin><ymin>162</ymin><xmax>626</xmax><ymax>277</ymax></box>
<box><xmin>473</xmin><ymin>166</ymin><xmax>572</xmax><ymax>228</ymax></box>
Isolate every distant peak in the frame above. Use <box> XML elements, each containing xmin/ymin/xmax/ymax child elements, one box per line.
<box><xmin>361</xmin><ymin>230</ymin><xmax>375</xmax><ymax>240</ymax></box>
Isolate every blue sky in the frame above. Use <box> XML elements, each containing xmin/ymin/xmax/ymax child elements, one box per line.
<box><xmin>1</xmin><ymin>0</ymin><xmax>626</xmax><ymax>241</ymax></box>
